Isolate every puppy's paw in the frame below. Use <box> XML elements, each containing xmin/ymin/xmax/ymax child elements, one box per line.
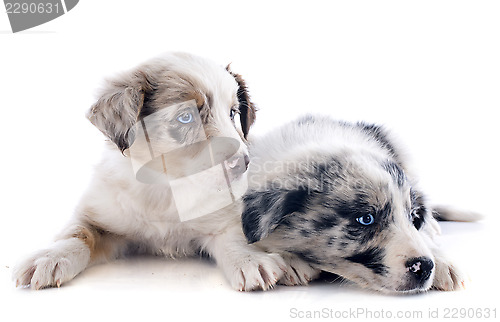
<box><xmin>279</xmin><ymin>253</ymin><xmax>320</xmax><ymax>286</ymax></box>
<box><xmin>225</xmin><ymin>252</ymin><xmax>286</xmax><ymax>291</ymax></box>
<box><xmin>13</xmin><ymin>239</ymin><xmax>90</xmax><ymax>290</ymax></box>
<box><xmin>432</xmin><ymin>256</ymin><xmax>467</xmax><ymax>291</ymax></box>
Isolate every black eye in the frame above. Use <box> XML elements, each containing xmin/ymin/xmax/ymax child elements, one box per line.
<box><xmin>411</xmin><ymin>209</ymin><xmax>424</xmax><ymax>230</ymax></box>
<box><xmin>356</xmin><ymin>214</ymin><xmax>374</xmax><ymax>226</ymax></box>
<box><xmin>230</xmin><ymin>106</ymin><xmax>240</xmax><ymax>121</ymax></box>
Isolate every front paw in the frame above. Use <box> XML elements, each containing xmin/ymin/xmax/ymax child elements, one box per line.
<box><xmin>279</xmin><ymin>253</ymin><xmax>320</xmax><ymax>286</ymax></box>
<box><xmin>432</xmin><ymin>256</ymin><xmax>467</xmax><ymax>291</ymax></box>
<box><xmin>224</xmin><ymin>252</ymin><xmax>286</xmax><ymax>291</ymax></box>
<box><xmin>13</xmin><ymin>239</ymin><xmax>90</xmax><ymax>290</ymax></box>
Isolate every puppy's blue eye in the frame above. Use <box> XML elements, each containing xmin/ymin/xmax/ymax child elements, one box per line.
<box><xmin>356</xmin><ymin>214</ymin><xmax>374</xmax><ymax>225</ymax></box>
<box><xmin>177</xmin><ymin>112</ymin><xmax>193</xmax><ymax>124</ymax></box>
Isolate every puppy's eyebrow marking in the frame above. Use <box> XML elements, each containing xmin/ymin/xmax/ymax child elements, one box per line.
<box><xmin>382</xmin><ymin>161</ymin><xmax>406</xmax><ymax>187</ymax></box>
<box><xmin>312</xmin><ymin>214</ymin><xmax>339</xmax><ymax>232</ymax></box>
<box><xmin>334</xmin><ymin>193</ymin><xmax>372</xmax><ymax>220</ymax></box>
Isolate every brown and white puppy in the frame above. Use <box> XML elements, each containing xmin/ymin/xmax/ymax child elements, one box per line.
<box><xmin>13</xmin><ymin>52</ymin><xmax>285</xmax><ymax>291</ymax></box>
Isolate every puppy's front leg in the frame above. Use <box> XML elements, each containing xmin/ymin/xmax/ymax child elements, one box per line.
<box><xmin>431</xmin><ymin>248</ymin><xmax>467</xmax><ymax>291</ymax></box>
<box><xmin>278</xmin><ymin>252</ymin><xmax>321</xmax><ymax>286</ymax></box>
<box><xmin>204</xmin><ymin>225</ymin><xmax>286</xmax><ymax>291</ymax></box>
<box><xmin>13</xmin><ymin>221</ymin><xmax>126</xmax><ymax>289</ymax></box>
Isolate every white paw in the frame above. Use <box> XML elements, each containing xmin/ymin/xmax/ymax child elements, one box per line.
<box><xmin>432</xmin><ymin>256</ymin><xmax>467</xmax><ymax>291</ymax></box>
<box><xmin>279</xmin><ymin>253</ymin><xmax>321</xmax><ymax>286</ymax></box>
<box><xmin>13</xmin><ymin>239</ymin><xmax>90</xmax><ymax>290</ymax></box>
<box><xmin>224</xmin><ymin>252</ymin><xmax>286</xmax><ymax>291</ymax></box>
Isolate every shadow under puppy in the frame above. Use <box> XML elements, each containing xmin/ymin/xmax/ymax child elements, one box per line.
<box><xmin>242</xmin><ymin>115</ymin><xmax>481</xmax><ymax>293</ymax></box>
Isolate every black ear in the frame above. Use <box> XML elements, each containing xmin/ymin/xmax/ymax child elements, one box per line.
<box><xmin>87</xmin><ymin>69</ymin><xmax>156</xmax><ymax>152</ymax></box>
<box><xmin>226</xmin><ymin>65</ymin><xmax>257</xmax><ymax>139</ymax></box>
<box><xmin>242</xmin><ymin>187</ymin><xmax>309</xmax><ymax>244</ymax></box>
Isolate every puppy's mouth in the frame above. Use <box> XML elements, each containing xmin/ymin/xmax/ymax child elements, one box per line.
<box><xmin>394</xmin><ymin>283</ymin><xmax>432</xmax><ymax>294</ymax></box>
<box><xmin>382</xmin><ymin>271</ymin><xmax>435</xmax><ymax>294</ymax></box>
<box><xmin>330</xmin><ymin>260</ymin><xmax>435</xmax><ymax>294</ymax></box>
<box><xmin>395</xmin><ymin>277</ymin><xmax>434</xmax><ymax>293</ymax></box>
<box><xmin>394</xmin><ymin>257</ymin><xmax>435</xmax><ymax>293</ymax></box>
<box><xmin>359</xmin><ymin>278</ymin><xmax>433</xmax><ymax>294</ymax></box>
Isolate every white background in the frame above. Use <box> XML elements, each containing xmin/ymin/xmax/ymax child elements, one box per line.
<box><xmin>0</xmin><ymin>1</ymin><xmax>499</xmax><ymax>321</ymax></box>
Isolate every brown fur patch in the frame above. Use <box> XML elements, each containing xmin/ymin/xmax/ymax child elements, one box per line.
<box><xmin>61</xmin><ymin>222</ymin><xmax>126</xmax><ymax>263</ymax></box>
<box><xmin>71</xmin><ymin>225</ymin><xmax>96</xmax><ymax>252</ymax></box>
<box><xmin>88</xmin><ymin>70</ymin><xmax>158</xmax><ymax>152</ymax></box>
<box><xmin>186</xmin><ymin>90</ymin><xmax>206</xmax><ymax>108</ymax></box>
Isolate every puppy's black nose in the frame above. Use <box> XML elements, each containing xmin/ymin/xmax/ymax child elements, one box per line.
<box><xmin>406</xmin><ymin>257</ymin><xmax>434</xmax><ymax>285</ymax></box>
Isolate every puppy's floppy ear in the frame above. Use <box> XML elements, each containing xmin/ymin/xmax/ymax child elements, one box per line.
<box><xmin>226</xmin><ymin>65</ymin><xmax>257</xmax><ymax>139</ymax></box>
<box><xmin>242</xmin><ymin>187</ymin><xmax>309</xmax><ymax>243</ymax></box>
<box><xmin>87</xmin><ymin>68</ymin><xmax>156</xmax><ymax>152</ymax></box>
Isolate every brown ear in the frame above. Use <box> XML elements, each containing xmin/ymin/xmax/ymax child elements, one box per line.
<box><xmin>226</xmin><ymin>65</ymin><xmax>257</xmax><ymax>139</ymax></box>
<box><xmin>87</xmin><ymin>69</ymin><xmax>156</xmax><ymax>152</ymax></box>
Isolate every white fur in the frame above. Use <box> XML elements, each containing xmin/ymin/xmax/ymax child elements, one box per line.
<box><xmin>13</xmin><ymin>53</ymin><xmax>284</xmax><ymax>291</ymax></box>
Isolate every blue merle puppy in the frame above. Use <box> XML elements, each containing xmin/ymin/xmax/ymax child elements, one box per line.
<box><xmin>242</xmin><ymin>115</ymin><xmax>481</xmax><ymax>293</ymax></box>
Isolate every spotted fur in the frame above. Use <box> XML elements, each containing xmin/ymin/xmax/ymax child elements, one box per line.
<box><xmin>242</xmin><ymin>115</ymin><xmax>481</xmax><ymax>293</ymax></box>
